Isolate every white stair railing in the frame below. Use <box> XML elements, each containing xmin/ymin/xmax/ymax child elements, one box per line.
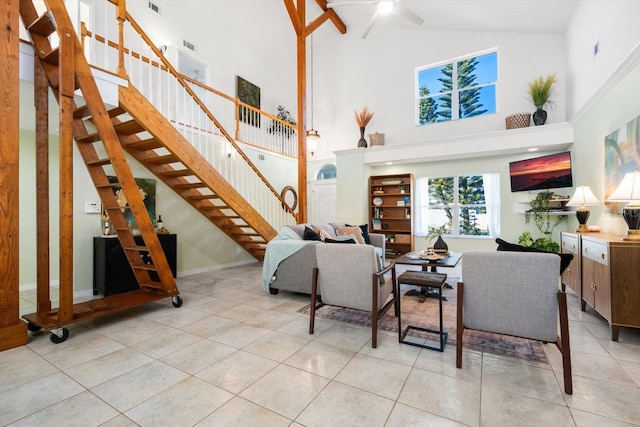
<box><xmin>78</xmin><ymin>1</ymin><xmax>298</xmax><ymax>231</ymax></box>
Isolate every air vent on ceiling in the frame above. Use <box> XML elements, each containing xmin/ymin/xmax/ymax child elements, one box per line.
<box><xmin>183</xmin><ymin>40</ymin><xmax>196</xmax><ymax>52</ymax></box>
<box><xmin>148</xmin><ymin>2</ymin><xmax>160</xmax><ymax>13</ymax></box>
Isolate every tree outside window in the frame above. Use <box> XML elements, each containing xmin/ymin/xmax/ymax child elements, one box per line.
<box><xmin>420</xmin><ymin>175</ymin><xmax>491</xmax><ymax>237</ymax></box>
<box><xmin>417</xmin><ymin>50</ymin><xmax>497</xmax><ymax>125</ymax></box>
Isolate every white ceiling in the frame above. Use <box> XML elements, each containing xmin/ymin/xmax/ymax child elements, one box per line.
<box><xmin>325</xmin><ymin>0</ymin><xmax>579</xmax><ymax>36</ymax></box>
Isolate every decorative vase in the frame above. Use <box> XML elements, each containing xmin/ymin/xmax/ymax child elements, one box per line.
<box><xmin>433</xmin><ymin>235</ymin><xmax>448</xmax><ymax>253</ymax></box>
<box><xmin>357</xmin><ymin>126</ymin><xmax>367</xmax><ymax>148</ymax></box>
<box><xmin>532</xmin><ymin>108</ymin><xmax>547</xmax><ymax>126</ymax></box>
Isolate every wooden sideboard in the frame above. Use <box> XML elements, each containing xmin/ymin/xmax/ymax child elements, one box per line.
<box><xmin>561</xmin><ymin>231</ymin><xmax>640</xmax><ymax>340</ymax></box>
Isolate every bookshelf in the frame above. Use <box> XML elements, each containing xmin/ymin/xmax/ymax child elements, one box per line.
<box><xmin>369</xmin><ymin>173</ymin><xmax>414</xmax><ymax>257</ymax></box>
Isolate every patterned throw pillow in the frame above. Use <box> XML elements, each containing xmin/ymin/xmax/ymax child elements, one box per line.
<box><xmin>316</xmin><ymin>228</ymin><xmax>332</xmax><ymax>242</ymax></box>
<box><xmin>335</xmin><ymin>226</ymin><xmax>365</xmax><ymax>244</ymax></box>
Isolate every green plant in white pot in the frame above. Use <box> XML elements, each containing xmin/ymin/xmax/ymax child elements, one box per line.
<box><xmin>527</xmin><ymin>73</ymin><xmax>557</xmax><ymax>126</ymax></box>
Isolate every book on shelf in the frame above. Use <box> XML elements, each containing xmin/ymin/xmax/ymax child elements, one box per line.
<box><xmin>372</xmin><ymin>218</ymin><xmax>382</xmax><ymax>230</ymax></box>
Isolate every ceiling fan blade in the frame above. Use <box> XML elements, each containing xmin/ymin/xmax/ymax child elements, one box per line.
<box><xmin>361</xmin><ymin>10</ymin><xmax>379</xmax><ymax>39</ymax></box>
<box><xmin>392</xmin><ymin>4</ymin><xmax>424</xmax><ymax>26</ymax></box>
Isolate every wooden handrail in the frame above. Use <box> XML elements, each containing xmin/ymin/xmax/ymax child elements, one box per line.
<box><xmin>124</xmin><ymin>12</ymin><xmax>294</xmax><ymax>216</ymax></box>
<box><xmin>92</xmin><ymin>1</ymin><xmax>297</xmax><ymax>219</ymax></box>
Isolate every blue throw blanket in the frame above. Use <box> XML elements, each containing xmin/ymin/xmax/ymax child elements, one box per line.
<box><xmin>261</xmin><ymin>227</ymin><xmax>316</xmax><ymax>291</ymax></box>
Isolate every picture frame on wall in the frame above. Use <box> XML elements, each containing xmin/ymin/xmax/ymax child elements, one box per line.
<box><xmin>101</xmin><ymin>176</ymin><xmax>157</xmax><ymax>234</ymax></box>
<box><xmin>236</xmin><ymin>76</ymin><xmax>261</xmax><ymax>127</ymax></box>
<box><xmin>604</xmin><ymin>114</ymin><xmax>640</xmax><ymax>213</ymax></box>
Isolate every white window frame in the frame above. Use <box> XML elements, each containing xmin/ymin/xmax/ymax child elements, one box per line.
<box><xmin>414</xmin><ymin>173</ymin><xmax>501</xmax><ymax>238</ymax></box>
<box><xmin>415</xmin><ymin>48</ymin><xmax>498</xmax><ymax>125</ymax></box>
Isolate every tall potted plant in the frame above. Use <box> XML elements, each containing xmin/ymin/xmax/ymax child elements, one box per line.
<box><xmin>527</xmin><ymin>74</ymin><xmax>557</xmax><ymax>126</ymax></box>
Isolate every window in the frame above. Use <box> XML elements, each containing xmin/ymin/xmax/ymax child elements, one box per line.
<box><xmin>316</xmin><ymin>164</ymin><xmax>337</xmax><ymax>180</ymax></box>
<box><xmin>417</xmin><ymin>50</ymin><xmax>497</xmax><ymax>125</ymax></box>
<box><xmin>414</xmin><ymin>173</ymin><xmax>500</xmax><ymax>238</ymax></box>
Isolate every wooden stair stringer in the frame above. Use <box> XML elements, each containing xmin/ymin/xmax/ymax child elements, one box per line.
<box><xmin>117</xmin><ymin>84</ymin><xmax>276</xmax><ymax>259</ymax></box>
<box><xmin>19</xmin><ymin>0</ymin><xmax>178</xmax><ymax>312</ymax></box>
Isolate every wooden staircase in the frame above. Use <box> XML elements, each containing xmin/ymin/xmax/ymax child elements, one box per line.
<box><xmin>19</xmin><ymin>0</ymin><xmax>181</xmax><ymax>337</ymax></box>
<box><xmin>114</xmin><ymin>84</ymin><xmax>275</xmax><ymax>260</ymax></box>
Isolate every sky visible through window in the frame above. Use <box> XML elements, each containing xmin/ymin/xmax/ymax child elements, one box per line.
<box><xmin>417</xmin><ymin>51</ymin><xmax>497</xmax><ymax>124</ymax></box>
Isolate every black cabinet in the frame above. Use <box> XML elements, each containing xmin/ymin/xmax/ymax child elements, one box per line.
<box><xmin>93</xmin><ymin>234</ymin><xmax>177</xmax><ymax>296</ymax></box>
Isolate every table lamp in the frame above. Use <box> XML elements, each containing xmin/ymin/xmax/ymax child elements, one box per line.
<box><xmin>565</xmin><ymin>185</ymin><xmax>601</xmax><ymax>232</ymax></box>
<box><xmin>606</xmin><ymin>170</ymin><xmax>640</xmax><ymax>240</ymax></box>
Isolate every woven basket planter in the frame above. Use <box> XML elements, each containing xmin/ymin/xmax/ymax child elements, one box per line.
<box><xmin>505</xmin><ymin>113</ymin><xmax>531</xmax><ymax>130</ymax></box>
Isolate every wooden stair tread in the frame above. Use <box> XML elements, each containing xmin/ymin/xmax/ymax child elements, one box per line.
<box><xmin>124</xmin><ymin>138</ymin><xmax>163</xmax><ymax>151</ymax></box>
<box><xmin>145</xmin><ymin>154</ymin><xmax>179</xmax><ymax>164</ymax></box>
<box><xmin>77</xmin><ymin>132</ymin><xmax>102</xmax><ymax>144</ymax></box>
<box><xmin>86</xmin><ymin>158</ymin><xmax>112</xmax><ymax>166</ymax></box>
<box><xmin>114</xmin><ymin>120</ymin><xmax>146</xmax><ymax>135</ymax></box>
<box><xmin>175</xmin><ymin>182</ymin><xmax>207</xmax><ymax>189</ymax></box>
<box><xmin>162</xmin><ymin>169</ymin><xmax>193</xmax><ymax>177</ymax></box>
<box><xmin>27</xmin><ymin>12</ymin><xmax>56</xmax><ymax>36</ymax></box>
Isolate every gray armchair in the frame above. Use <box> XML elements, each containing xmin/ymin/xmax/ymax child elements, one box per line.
<box><xmin>456</xmin><ymin>251</ymin><xmax>572</xmax><ymax>394</ymax></box>
<box><xmin>309</xmin><ymin>244</ymin><xmax>396</xmax><ymax>348</ymax></box>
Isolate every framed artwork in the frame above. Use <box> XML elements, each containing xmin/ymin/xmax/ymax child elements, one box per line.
<box><xmin>236</xmin><ymin>76</ymin><xmax>261</xmax><ymax>127</ymax></box>
<box><xmin>102</xmin><ymin>176</ymin><xmax>157</xmax><ymax>233</ymax></box>
<box><xmin>604</xmin><ymin>115</ymin><xmax>640</xmax><ymax>213</ymax></box>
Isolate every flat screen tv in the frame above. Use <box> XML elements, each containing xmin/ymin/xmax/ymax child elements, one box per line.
<box><xmin>509</xmin><ymin>151</ymin><xmax>573</xmax><ymax>192</ymax></box>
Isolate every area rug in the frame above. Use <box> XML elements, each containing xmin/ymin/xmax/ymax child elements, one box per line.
<box><xmin>298</xmin><ymin>283</ymin><xmax>548</xmax><ymax>364</ymax></box>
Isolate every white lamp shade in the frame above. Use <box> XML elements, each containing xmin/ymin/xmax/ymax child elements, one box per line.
<box><xmin>306</xmin><ymin>129</ymin><xmax>320</xmax><ymax>155</ymax></box>
<box><xmin>566</xmin><ymin>185</ymin><xmax>600</xmax><ymax>207</ymax></box>
<box><xmin>607</xmin><ymin>171</ymin><xmax>640</xmax><ymax>201</ymax></box>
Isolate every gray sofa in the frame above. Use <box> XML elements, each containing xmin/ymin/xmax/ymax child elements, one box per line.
<box><xmin>263</xmin><ymin>223</ymin><xmax>386</xmax><ymax>295</ymax></box>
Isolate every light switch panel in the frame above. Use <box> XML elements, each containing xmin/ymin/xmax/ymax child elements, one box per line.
<box><xmin>84</xmin><ymin>201</ymin><xmax>101</xmax><ymax>214</ymax></box>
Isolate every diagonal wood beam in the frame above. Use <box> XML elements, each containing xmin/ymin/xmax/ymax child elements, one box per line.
<box><xmin>283</xmin><ymin>0</ymin><xmax>302</xmax><ymax>35</ymax></box>
<box><xmin>314</xmin><ymin>0</ymin><xmax>347</xmax><ymax>34</ymax></box>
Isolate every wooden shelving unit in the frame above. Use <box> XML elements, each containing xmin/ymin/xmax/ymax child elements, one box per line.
<box><xmin>369</xmin><ymin>174</ymin><xmax>414</xmax><ymax>258</ymax></box>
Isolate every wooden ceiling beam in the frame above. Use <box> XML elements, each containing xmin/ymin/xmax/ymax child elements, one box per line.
<box><xmin>313</xmin><ymin>0</ymin><xmax>347</xmax><ymax>34</ymax></box>
<box><xmin>283</xmin><ymin>0</ymin><xmax>302</xmax><ymax>35</ymax></box>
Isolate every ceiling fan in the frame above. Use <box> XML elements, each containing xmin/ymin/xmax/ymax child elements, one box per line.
<box><xmin>326</xmin><ymin>0</ymin><xmax>424</xmax><ymax>39</ymax></box>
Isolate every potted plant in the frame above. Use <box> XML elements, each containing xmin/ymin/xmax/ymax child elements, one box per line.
<box><xmin>527</xmin><ymin>73</ymin><xmax>557</xmax><ymax>126</ymax></box>
<box><xmin>520</xmin><ymin>191</ymin><xmax>560</xmax><ymax>252</ymax></box>
<box><xmin>426</xmin><ymin>224</ymin><xmax>449</xmax><ymax>253</ymax></box>
<box><xmin>268</xmin><ymin>105</ymin><xmax>297</xmax><ymax>138</ymax></box>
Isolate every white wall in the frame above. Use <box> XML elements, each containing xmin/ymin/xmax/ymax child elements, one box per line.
<box><xmin>123</xmin><ymin>0</ymin><xmax>299</xmax><ymax>122</ymax></box>
<box><xmin>565</xmin><ymin>0</ymin><xmax>640</xmax><ymax>119</ymax></box>
<box><xmin>310</xmin><ymin>26</ymin><xmax>566</xmax><ymax>161</ymax></box>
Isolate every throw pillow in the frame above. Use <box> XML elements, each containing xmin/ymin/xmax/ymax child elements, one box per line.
<box><xmin>325</xmin><ymin>236</ymin><xmax>357</xmax><ymax>244</ymax></box>
<box><xmin>336</xmin><ymin>226</ymin><xmax>365</xmax><ymax>244</ymax></box>
<box><xmin>303</xmin><ymin>226</ymin><xmax>322</xmax><ymax>241</ymax></box>
<box><xmin>495</xmin><ymin>238</ymin><xmax>573</xmax><ymax>275</ymax></box>
<box><xmin>347</xmin><ymin>223</ymin><xmax>371</xmax><ymax>245</ymax></box>
<box><xmin>316</xmin><ymin>227</ymin><xmax>332</xmax><ymax>242</ymax></box>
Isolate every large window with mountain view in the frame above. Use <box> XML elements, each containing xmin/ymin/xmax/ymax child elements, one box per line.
<box><xmin>416</xmin><ymin>50</ymin><xmax>497</xmax><ymax>125</ymax></box>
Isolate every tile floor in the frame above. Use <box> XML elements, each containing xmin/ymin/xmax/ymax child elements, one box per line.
<box><xmin>2</xmin><ymin>262</ymin><xmax>640</xmax><ymax>426</ymax></box>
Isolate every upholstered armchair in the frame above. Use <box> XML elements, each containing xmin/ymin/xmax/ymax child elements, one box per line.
<box><xmin>456</xmin><ymin>251</ymin><xmax>572</xmax><ymax>394</ymax></box>
<box><xmin>309</xmin><ymin>244</ymin><xmax>396</xmax><ymax>348</ymax></box>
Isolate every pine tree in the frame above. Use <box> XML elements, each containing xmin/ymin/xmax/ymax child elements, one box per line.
<box><xmin>437</xmin><ymin>64</ymin><xmax>453</xmax><ymax>121</ymax></box>
<box><xmin>458</xmin><ymin>175</ymin><xmax>487</xmax><ymax>235</ymax></box>
<box><xmin>434</xmin><ymin>57</ymin><xmax>487</xmax><ymax>121</ymax></box>
<box><xmin>457</xmin><ymin>58</ymin><xmax>488</xmax><ymax>118</ymax></box>
<box><xmin>418</xmin><ymin>85</ymin><xmax>439</xmax><ymax>124</ymax></box>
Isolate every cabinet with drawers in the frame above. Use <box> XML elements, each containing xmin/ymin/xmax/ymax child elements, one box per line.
<box><xmin>563</xmin><ymin>232</ymin><xmax>640</xmax><ymax>340</ymax></box>
<box><xmin>560</xmin><ymin>232</ymin><xmax>581</xmax><ymax>296</ymax></box>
